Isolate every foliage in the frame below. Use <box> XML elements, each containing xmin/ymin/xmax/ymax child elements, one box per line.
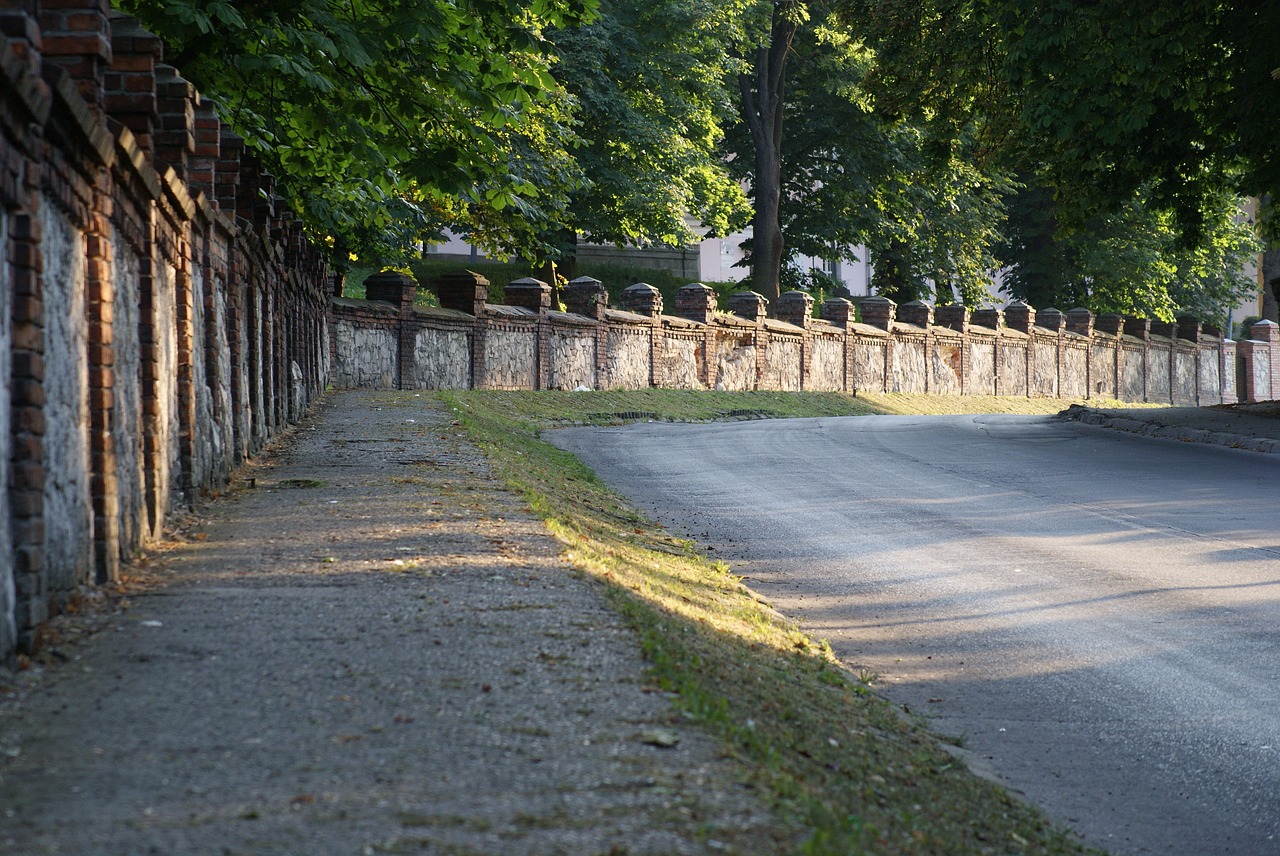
<box><xmin>991</xmin><ymin>0</ymin><xmax>1280</xmax><ymax>239</ymax></box>
<box><xmin>999</xmin><ymin>180</ymin><xmax>1260</xmax><ymax>322</ymax></box>
<box><xmin>847</xmin><ymin>0</ymin><xmax>1267</xmax><ymax>318</ymax></box>
<box><xmin>548</xmin><ymin>0</ymin><xmax>753</xmax><ymax>248</ymax></box>
<box><xmin>120</xmin><ymin>0</ymin><xmax>596</xmax><ymax>262</ymax></box>
<box><xmin>424</xmin><ymin>0</ymin><xmax>757</xmax><ymax>269</ymax></box>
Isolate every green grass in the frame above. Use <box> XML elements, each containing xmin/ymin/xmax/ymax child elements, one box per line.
<box><xmin>431</xmin><ymin>389</ymin><xmax>1103</xmax><ymax>855</ymax></box>
<box><xmin>459</xmin><ymin>388</ymin><xmax>1147</xmax><ymax>429</ymax></box>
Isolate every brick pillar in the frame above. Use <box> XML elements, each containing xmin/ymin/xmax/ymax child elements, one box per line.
<box><xmin>971</xmin><ymin>308</ymin><xmax>1003</xmax><ymax>330</ymax></box>
<box><xmin>216</xmin><ymin>131</ymin><xmax>244</xmax><ymax>215</ymax></box>
<box><xmin>189</xmin><ymin>98</ymin><xmax>220</xmax><ymax>196</ymax></box>
<box><xmin>935</xmin><ymin>304</ymin><xmax>969</xmax><ymax>332</ymax></box>
<box><xmin>86</xmin><ymin>190</ymin><xmax>119</xmax><ymax>582</ymax></box>
<box><xmin>675</xmin><ymin>282</ymin><xmax>716</xmax><ymax>324</ymax></box>
<box><xmin>9</xmin><ymin>210</ymin><xmax>48</xmax><ymax>651</ymax></box>
<box><xmin>898</xmin><ymin>300</ymin><xmax>933</xmax><ymax>328</ymax></box>
<box><xmin>105</xmin><ymin>13</ymin><xmax>161</xmax><ymax>154</ymax></box>
<box><xmin>1065</xmin><ymin>307</ymin><xmax>1094</xmax><ymax>337</ymax></box>
<box><xmin>728</xmin><ymin>291</ymin><xmax>768</xmax><ymax>324</ymax></box>
<box><xmin>154</xmin><ymin>64</ymin><xmax>196</xmax><ymax>179</ymax></box>
<box><xmin>438</xmin><ymin>269</ymin><xmax>489</xmax><ymax>315</ymax></box>
<box><xmin>860</xmin><ymin>295</ymin><xmax>896</xmax><ymax>331</ymax></box>
<box><xmin>365</xmin><ymin>270</ymin><xmax>417</xmax><ymax>390</ymax></box>
<box><xmin>1220</xmin><ymin>337</ymin><xmax>1238</xmax><ymax>405</ymax></box>
<box><xmin>1004</xmin><ymin>301</ymin><xmax>1034</xmax><ymax>334</ymax></box>
<box><xmin>505</xmin><ymin>278</ymin><xmax>551</xmax><ymax>390</ymax></box>
<box><xmin>38</xmin><ymin>0</ymin><xmax>111</xmax><ymax>108</ymax></box>
<box><xmin>821</xmin><ymin>298</ymin><xmax>855</xmax><ymax>393</ymax></box>
<box><xmin>174</xmin><ymin>234</ymin><xmax>198</xmax><ymax>508</ymax></box>
<box><xmin>774</xmin><ymin>290</ymin><xmax>813</xmax><ymax>328</ymax></box>
<box><xmin>565</xmin><ymin>276</ymin><xmax>607</xmax><ymax>389</ymax></box>
<box><xmin>1251</xmin><ymin>320</ymin><xmax>1280</xmax><ymax>401</ymax></box>
<box><xmin>1177</xmin><ymin>316</ymin><xmax>1202</xmax><ymax>344</ymax></box>
<box><xmin>619</xmin><ymin>282</ymin><xmax>663</xmax><ymax>318</ymax></box>
<box><xmin>564</xmin><ymin>276</ymin><xmax>607</xmax><ymax>320</ymax></box>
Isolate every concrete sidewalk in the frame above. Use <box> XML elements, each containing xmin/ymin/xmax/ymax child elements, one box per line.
<box><xmin>1060</xmin><ymin>401</ymin><xmax>1280</xmax><ymax>455</ymax></box>
<box><xmin>0</xmin><ymin>391</ymin><xmax>788</xmax><ymax>855</ymax></box>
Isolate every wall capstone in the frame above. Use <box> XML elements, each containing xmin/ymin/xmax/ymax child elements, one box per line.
<box><xmin>437</xmin><ymin>269</ymin><xmax>489</xmax><ymax>316</ymax></box>
<box><xmin>1065</xmin><ymin>307</ymin><xmax>1094</xmax><ymax>337</ymax></box>
<box><xmin>775</xmin><ymin>290</ymin><xmax>813</xmax><ymax>329</ymax></box>
<box><xmin>820</xmin><ymin>297</ymin><xmax>855</xmax><ymax>328</ymax></box>
<box><xmin>620</xmin><ymin>282</ymin><xmax>662</xmax><ymax>318</ymax></box>
<box><xmin>564</xmin><ymin>276</ymin><xmax>607</xmax><ymax>321</ymax></box>
<box><xmin>861</xmin><ymin>295</ymin><xmax>896</xmax><ymax>331</ymax></box>
<box><xmin>898</xmin><ymin>300</ymin><xmax>934</xmax><ymax>328</ymax></box>
<box><xmin>1005</xmin><ymin>301</ymin><xmax>1034</xmax><ymax>334</ymax></box>
<box><xmin>503</xmin><ymin>277</ymin><xmax>551</xmax><ymax>312</ymax></box>
<box><xmin>728</xmin><ymin>291</ymin><xmax>768</xmax><ymax>324</ymax></box>
<box><xmin>674</xmin><ymin>282</ymin><xmax>716</xmax><ymax>325</ymax></box>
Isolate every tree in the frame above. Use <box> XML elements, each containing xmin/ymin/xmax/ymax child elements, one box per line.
<box><xmin>735</xmin><ymin>0</ymin><xmax>805</xmax><ymax>299</ymax></box>
<box><xmin>999</xmin><ymin>181</ymin><xmax>1259</xmax><ymax>323</ymax></box>
<box><xmin>119</xmin><ymin>0</ymin><xmax>597</xmax><ymax>261</ymax></box>
<box><xmin>726</xmin><ymin>3</ymin><xmax>1009</xmax><ymax>305</ymax></box>
<box><xmin>463</xmin><ymin>0</ymin><xmax>754</xmax><ymax>286</ymax></box>
<box><xmin>850</xmin><ymin>0</ymin><xmax>1272</xmax><ymax>319</ymax></box>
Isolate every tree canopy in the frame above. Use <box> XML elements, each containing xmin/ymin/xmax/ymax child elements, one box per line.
<box><xmin>120</xmin><ymin>0</ymin><xmax>596</xmax><ymax>260</ymax></box>
<box><xmin>123</xmin><ymin>0</ymin><xmax>1272</xmax><ymax>323</ymax></box>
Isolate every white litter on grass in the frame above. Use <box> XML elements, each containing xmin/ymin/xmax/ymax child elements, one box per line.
<box><xmin>574</xmin><ymin>385</ymin><xmax>593</xmax><ymax>392</ymax></box>
<box><xmin>140</xmin><ymin>620</ymin><xmax>164</xmax><ymax>628</ymax></box>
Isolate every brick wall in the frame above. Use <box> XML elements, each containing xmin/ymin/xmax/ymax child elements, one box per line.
<box><xmin>0</xmin><ymin>6</ymin><xmax>331</xmax><ymax>660</ymax></box>
<box><xmin>332</xmin><ymin>277</ymin><xmax>1247</xmax><ymax>412</ymax></box>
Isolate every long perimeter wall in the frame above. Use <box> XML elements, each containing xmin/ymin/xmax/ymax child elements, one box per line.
<box><xmin>1</xmin><ymin>3</ymin><xmax>331</xmax><ymax>660</ymax></box>
<box><xmin>332</xmin><ymin>272</ymin><xmax>1280</xmax><ymax>405</ymax></box>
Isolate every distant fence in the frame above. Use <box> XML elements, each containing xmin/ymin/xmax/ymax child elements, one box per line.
<box><xmin>330</xmin><ymin>271</ymin><xmax>1280</xmax><ymax>404</ymax></box>
<box><xmin>1</xmin><ymin>3</ymin><xmax>331</xmax><ymax>659</ymax></box>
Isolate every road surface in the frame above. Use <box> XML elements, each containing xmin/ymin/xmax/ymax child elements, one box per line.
<box><xmin>554</xmin><ymin>414</ymin><xmax>1280</xmax><ymax>855</ymax></box>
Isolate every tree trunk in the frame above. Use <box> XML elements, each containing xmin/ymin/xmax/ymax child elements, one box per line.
<box><xmin>738</xmin><ymin>3</ymin><xmax>797</xmax><ymax>302</ymax></box>
<box><xmin>1261</xmin><ymin>247</ymin><xmax>1279</xmax><ymax>323</ymax></box>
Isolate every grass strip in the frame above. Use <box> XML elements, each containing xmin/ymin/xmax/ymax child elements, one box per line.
<box><xmin>439</xmin><ymin>389</ymin><xmax>1103</xmax><ymax>855</ymax></box>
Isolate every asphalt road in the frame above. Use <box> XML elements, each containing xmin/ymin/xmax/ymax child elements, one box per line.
<box><xmin>554</xmin><ymin>414</ymin><xmax>1280</xmax><ymax>856</ymax></box>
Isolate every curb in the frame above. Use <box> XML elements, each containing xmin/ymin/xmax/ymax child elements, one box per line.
<box><xmin>1059</xmin><ymin>404</ymin><xmax>1280</xmax><ymax>455</ymax></box>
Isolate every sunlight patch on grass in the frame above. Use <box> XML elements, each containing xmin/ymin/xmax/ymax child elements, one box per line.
<box><xmin>433</xmin><ymin>389</ymin><xmax>1099</xmax><ymax>855</ymax></box>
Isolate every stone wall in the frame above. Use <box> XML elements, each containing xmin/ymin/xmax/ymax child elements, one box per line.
<box><xmin>330</xmin><ymin>274</ymin><xmax>1277</xmax><ymax>416</ymax></box>
<box><xmin>0</xmin><ymin>4</ymin><xmax>332</xmax><ymax>660</ymax></box>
